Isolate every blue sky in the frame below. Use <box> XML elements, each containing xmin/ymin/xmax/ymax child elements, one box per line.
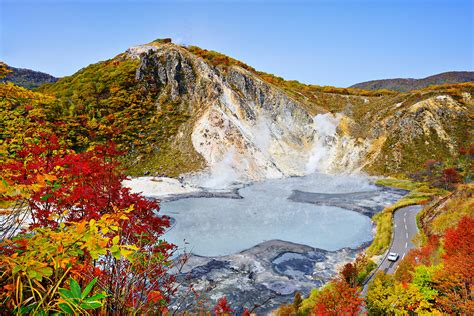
<box><xmin>1</xmin><ymin>0</ymin><xmax>472</xmax><ymax>87</ymax></box>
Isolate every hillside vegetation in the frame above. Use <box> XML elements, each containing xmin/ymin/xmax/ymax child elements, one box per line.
<box><xmin>37</xmin><ymin>56</ymin><xmax>205</xmax><ymax>177</ymax></box>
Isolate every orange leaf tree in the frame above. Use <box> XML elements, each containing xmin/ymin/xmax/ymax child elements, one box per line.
<box><xmin>434</xmin><ymin>216</ymin><xmax>474</xmax><ymax>314</ymax></box>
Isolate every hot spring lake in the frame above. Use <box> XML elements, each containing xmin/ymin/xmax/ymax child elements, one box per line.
<box><xmin>159</xmin><ymin>173</ymin><xmax>404</xmax><ymax>257</ymax></box>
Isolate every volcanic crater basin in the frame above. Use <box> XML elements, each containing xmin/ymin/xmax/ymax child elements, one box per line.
<box><xmin>151</xmin><ymin>173</ymin><xmax>406</xmax><ymax>313</ymax></box>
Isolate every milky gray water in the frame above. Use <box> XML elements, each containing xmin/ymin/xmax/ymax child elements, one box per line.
<box><xmin>160</xmin><ymin>173</ymin><xmax>399</xmax><ymax>257</ymax></box>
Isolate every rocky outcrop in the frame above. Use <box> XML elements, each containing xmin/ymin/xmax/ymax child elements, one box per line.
<box><xmin>122</xmin><ymin>42</ymin><xmax>473</xmax><ymax>180</ymax></box>
<box><xmin>353</xmin><ymin>94</ymin><xmax>473</xmax><ymax>175</ymax></box>
<box><xmin>126</xmin><ymin>43</ymin><xmax>351</xmax><ymax>182</ymax></box>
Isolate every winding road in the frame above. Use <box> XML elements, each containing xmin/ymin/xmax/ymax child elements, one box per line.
<box><xmin>362</xmin><ymin>204</ymin><xmax>423</xmax><ymax>295</ymax></box>
<box><xmin>378</xmin><ymin>205</ymin><xmax>422</xmax><ymax>274</ymax></box>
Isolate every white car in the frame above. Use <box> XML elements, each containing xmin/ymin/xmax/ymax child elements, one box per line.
<box><xmin>387</xmin><ymin>252</ymin><xmax>400</xmax><ymax>262</ymax></box>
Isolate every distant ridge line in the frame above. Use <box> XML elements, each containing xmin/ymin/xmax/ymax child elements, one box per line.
<box><xmin>350</xmin><ymin>71</ymin><xmax>474</xmax><ymax>92</ymax></box>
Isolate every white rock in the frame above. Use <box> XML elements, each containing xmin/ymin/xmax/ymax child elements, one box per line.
<box><xmin>125</xmin><ymin>45</ymin><xmax>159</xmax><ymax>60</ymax></box>
<box><xmin>123</xmin><ymin>177</ymin><xmax>201</xmax><ymax>198</ymax></box>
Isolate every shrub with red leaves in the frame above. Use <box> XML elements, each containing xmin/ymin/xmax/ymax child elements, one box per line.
<box><xmin>434</xmin><ymin>216</ymin><xmax>474</xmax><ymax>314</ymax></box>
<box><xmin>394</xmin><ymin>236</ymin><xmax>439</xmax><ymax>283</ymax></box>
<box><xmin>1</xmin><ymin>133</ymin><xmax>176</xmax><ymax>313</ymax></box>
<box><xmin>442</xmin><ymin>168</ymin><xmax>461</xmax><ymax>184</ymax></box>
<box><xmin>213</xmin><ymin>297</ymin><xmax>234</xmax><ymax>315</ymax></box>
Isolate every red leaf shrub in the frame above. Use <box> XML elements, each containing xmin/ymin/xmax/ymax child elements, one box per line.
<box><xmin>434</xmin><ymin>216</ymin><xmax>474</xmax><ymax>314</ymax></box>
<box><xmin>213</xmin><ymin>297</ymin><xmax>234</xmax><ymax>315</ymax></box>
<box><xmin>1</xmin><ymin>133</ymin><xmax>176</xmax><ymax>313</ymax></box>
<box><xmin>442</xmin><ymin>168</ymin><xmax>461</xmax><ymax>184</ymax></box>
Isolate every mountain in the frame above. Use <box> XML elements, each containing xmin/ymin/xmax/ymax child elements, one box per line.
<box><xmin>0</xmin><ymin>65</ymin><xmax>58</xmax><ymax>89</ymax></box>
<box><xmin>350</xmin><ymin>71</ymin><xmax>474</xmax><ymax>92</ymax></box>
<box><xmin>4</xmin><ymin>39</ymin><xmax>473</xmax><ymax>180</ymax></box>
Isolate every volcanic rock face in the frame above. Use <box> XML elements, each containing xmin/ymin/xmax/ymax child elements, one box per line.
<box><xmin>127</xmin><ymin>44</ymin><xmax>340</xmax><ymax>181</ymax></box>
<box><xmin>191</xmin><ymin>66</ymin><xmax>317</xmax><ymax>181</ymax></box>
<box><xmin>125</xmin><ymin>43</ymin><xmax>473</xmax><ymax>180</ymax></box>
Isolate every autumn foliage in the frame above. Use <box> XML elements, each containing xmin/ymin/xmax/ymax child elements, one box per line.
<box><xmin>0</xmin><ymin>134</ymin><xmax>175</xmax><ymax>313</ymax></box>
<box><xmin>367</xmin><ymin>215</ymin><xmax>474</xmax><ymax>314</ymax></box>
<box><xmin>410</xmin><ymin>146</ymin><xmax>472</xmax><ymax>190</ymax></box>
<box><xmin>2</xmin><ymin>134</ymin><xmax>170</xmax><ymax>238</ymax></box>
<box><xmin>0</xmin><ymin>62</ymin><xmax>11</xmax><ymax>79</ymax></box>
<box><xmin>312</xmin><ymin>279</ymin><xmax>364</xmax><ymax>315</ymax></box>
<box><xmin>213</xmin><ymin>296</ymin><xmax>234</xmax><ymax>315</ymax></box>
<box><xmin>434</xmin><ymin>216</ymin><xmax>474</xmax><ymax>313</ymax></box>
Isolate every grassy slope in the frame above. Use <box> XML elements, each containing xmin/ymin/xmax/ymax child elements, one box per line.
<box><xmin>350</xmin><ymin>83</ymin><xmax>474</xmax><ymax>176</ymax></box>
<box><xmin>37</xmin><ymin>56</ymin><xmax>205</xmax><ymax>177</ymax></box>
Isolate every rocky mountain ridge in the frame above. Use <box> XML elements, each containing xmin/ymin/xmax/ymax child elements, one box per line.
<box><xmin>37</xmin><ymin>40</ymin><xmax>474</xmax><ymax>181</ymax></box>
<box><xmin>125</xmin><ymin>43</ymin><xmax>360</xmax><ymax>182</ymax></box>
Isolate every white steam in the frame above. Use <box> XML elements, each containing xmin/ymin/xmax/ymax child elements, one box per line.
<box><xmin>305</xmin><ymin>113</ymin><xmax>341</xmax><ymax>174</ymax></box>
<box><xmin>200</xmin><ymin>148</ymin><xmax>240</xmax><ymax>189</ymax></box>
